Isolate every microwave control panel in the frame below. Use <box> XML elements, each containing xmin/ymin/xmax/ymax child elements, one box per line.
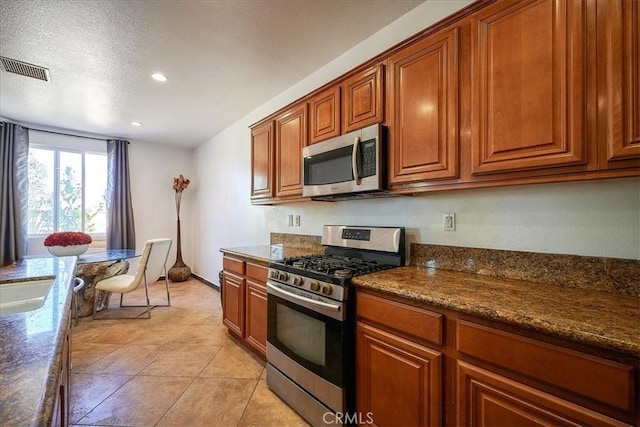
<box><xmin>360</xmin><ymin>139</ymin><xmax>377</xmax><ymax>177</ymax></box>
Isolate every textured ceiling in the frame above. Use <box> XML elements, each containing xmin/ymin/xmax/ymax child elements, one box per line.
<box><xmin>0</xmin><ymin>0</ymin><xmax>425</xmax><ymax>148</ymax></box>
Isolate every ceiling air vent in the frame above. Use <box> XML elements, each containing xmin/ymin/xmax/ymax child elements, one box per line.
<box><xmin>0</xmin><ymin>57</ymin><xmax>50</xmax><ymax>82</ymax></box>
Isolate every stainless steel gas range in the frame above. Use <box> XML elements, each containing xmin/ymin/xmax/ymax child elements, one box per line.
<box><xmin>266</xmin><ymin>225</ymin><xmax>405</xmax><ymax>426</ymax></box>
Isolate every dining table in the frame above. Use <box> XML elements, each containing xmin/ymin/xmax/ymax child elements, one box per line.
<box><xmin>74</xmin><ymin>249</ymin><xmax>140</xmax><ymax>317</ymax></box>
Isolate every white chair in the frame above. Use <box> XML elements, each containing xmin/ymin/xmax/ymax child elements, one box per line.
<box><xmin>92</xmin><ymin>238</ymin><xmax>172</xmax><ymax>319</ymax></box>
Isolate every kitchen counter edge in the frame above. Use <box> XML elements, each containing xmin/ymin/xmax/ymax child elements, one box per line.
<box><xmin>220</xmin><ymin>245</ymin><xmax>322</xmax><ymax>264</ymax></box>
<box><xmin>352</xmin><ymin>265</ymin><xmax>640</xmax><ymax>357</ymax></box>
<box><xmin>0</xmin><ymin>256</ymin><xmax>77</xmax><ymax>426</ymax></box>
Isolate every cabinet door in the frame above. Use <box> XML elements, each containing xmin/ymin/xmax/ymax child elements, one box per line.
<box><xmin>52</xmin><ymin>320</ymin><xmax>70</xmax><ymax>427</ymax></box>
<box><xmin>357</xmin><ymin>321</ymin><xmax>442</xmax><ymax>427</ymax></box>
<box><xmin>222</xmin><ymin>272</ymin><xmax>245</xmax><ymax>338</ymax></box>
<box><xmin>599</xmin><ymin>0</ymin><xmax>640</xmax><ymax>165</ymax></box>
<box><xmin>250</xmin><ymin>121</ymin><xmax>274</xmax><ymax>200</ymax></box>
<box><xmin>470</xmin><ymin>0</ymin><xmax>587</xmax><ymax>175</ymax></box>
<box><xmin>245</xmin><ymin>279</ymin><xmax>267</xmax><ymax>359</ymax></box>
<box><xmin>309</xmin><ymin>86</ymin><xmax>340</xmax><ymax>144</ymax></box>
<box><xmin>343</xmin><ymin>64</ymin><xmax>383</xmax><ymax>133</ymax></box>
<box><xmin>456</xmin><ymin>361</ymin><xmax>629</xmax><ymax>427</ymax></box>
<box><xmin>275</xmin><ymin>103</ymin><xmax>308</xmax><ymax>197</ymax></box>
<box><xmin>387</xmin><ymin>27</ymin><xmax>459</xmax><ymax>185</ymax></box>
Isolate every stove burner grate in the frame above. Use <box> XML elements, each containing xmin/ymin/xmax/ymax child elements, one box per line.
<box><xmin>278</xmin><ymin>254</ymin><xmax>392</xmax><ymax>280</ymax></box>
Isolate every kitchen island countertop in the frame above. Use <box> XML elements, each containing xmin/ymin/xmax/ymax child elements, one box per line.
<box><xmin>0</xmin><ymin>256</ymin><xmax>77</xmax><ymax>426</ymax></box>
<box><xmin>353</xmin><ymin>266</ymin><xmax>640</xmax><ymax>356</ymax></box>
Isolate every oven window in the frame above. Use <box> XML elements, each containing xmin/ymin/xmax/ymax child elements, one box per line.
<box><xmin>276</xmin><ymin>304</ymin><xmax>326</xmax><ymax>366</ymax></box>
<box><xmin>268</xmin><ymin>292</ymin><xmax>347</xmax><ymax>386</ymax></box>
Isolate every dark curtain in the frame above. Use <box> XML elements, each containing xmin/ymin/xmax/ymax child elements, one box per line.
<box><xmin>106</xmin><ymin>139</ymin><xmax>136</xmax><ymax>249</ymax></box>
<box><xmin>0</xmin><ymin>122</ymin><xmax>29</xmax><ymax>266</ymax></box>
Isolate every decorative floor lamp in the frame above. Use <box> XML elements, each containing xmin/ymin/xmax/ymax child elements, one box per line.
<box><xmin>168</xmin><ymin>174</ymin><xmax>191</xmax><ymax>282</ymax></box>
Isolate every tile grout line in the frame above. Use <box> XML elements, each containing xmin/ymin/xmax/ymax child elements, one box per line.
<box><xmin>236</xmin><ymin>374</ymin><xmax>262</xmax><ymax>427</ymax></box>
<box><xmin>152</xmin><ymin>376</ymin><xmax>199</xmax><ymax>427</ymax></box>
<box><xmin>72</xmin><ymin>373</ymin><xmax>135</xmax><ymax>426</ymax></box>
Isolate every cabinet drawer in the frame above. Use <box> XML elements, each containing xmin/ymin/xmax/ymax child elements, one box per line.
<box><xmin>456</xmin><ymin>320</ymin><xmax>635</xmax><ymax>412</ymax></box>
<box><xmin>357</xmin><ymin>292</ymin><xmax>443</xmax><ymax>346</ymax></box>
<box><xmin>456</xmin><ymin>360</ymin><xmax>629</xmax><ymax>427</ymax></box>
<box><xmin>223</xmin><ymin>256</ymin><xmax>245</xmax><ymax>275</ymax></box>
<box><xmin>246</xmin><ymin>262</ymin><xmax>268</xmax><ymax>282</ymax></box>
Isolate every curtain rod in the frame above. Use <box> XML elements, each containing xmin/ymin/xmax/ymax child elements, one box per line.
<box><xmin>29</xmin><ymin>127</ymin><xmax>110</xmax><ymax>141</ymax></box>
<box><xmin>1</xmin><ymin>120</ymin><xmax>128</xmax><ymax>143</ymax></box>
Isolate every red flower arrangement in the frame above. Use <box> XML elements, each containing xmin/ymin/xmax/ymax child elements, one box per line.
<box><xmin>44</xmin><ymin>231</ymin><xmax>92</xmax><ymax>247</ymax></box>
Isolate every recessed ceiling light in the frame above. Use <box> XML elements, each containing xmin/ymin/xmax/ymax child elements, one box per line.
<box><xmin>151</xmin><ymin>73</ymin><xmax>167</xmax><ymax>82</ymax></box>
<box><xmin>131</xmin><ymin>121</ymin><xmax>143</xmax><ymax>127</ymax></box>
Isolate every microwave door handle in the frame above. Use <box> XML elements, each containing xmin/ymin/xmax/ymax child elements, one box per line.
<box><xmin>352</xmin><ymin>136</ymin><xmax>361</xmax><ymax>185</ymax></box>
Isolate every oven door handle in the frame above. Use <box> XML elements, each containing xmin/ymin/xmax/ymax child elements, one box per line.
<box><xmin>351</xmin><ymin>136</ymin><xmax>361</xmax><ymax>185</ymax></box>
<box><xmin>267</xmin><ymin>283</ymin><xmax>341</xmax><ymax>313</ymax></box>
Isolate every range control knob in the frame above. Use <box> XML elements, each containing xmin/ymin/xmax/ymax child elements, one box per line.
<box><xmin>309</xmin><ymin>281</ymin><xmax>320</xmax><ymax>292</ymax></box>
<box><xmin>278</xmin><ymin>272</ymin><xmax>289</xmax><ymax>281</ymax></box>
<box><xmin>293</xmin><ymin>277</ymin><xmax>304</xmax><ymax>286</ymax></box>
<box><xmin>321</xmin><ymin>285</ymin><xmax>332</xmax><ymax>296</ymax></box>
<box><xmin>270</xmin><ymin>270</ymin><xmax>279</xmax><ymax>279</ymax></box>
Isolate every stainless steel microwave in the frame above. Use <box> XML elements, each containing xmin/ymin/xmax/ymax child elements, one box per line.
<box><xmin>302</xmin><ymin>124</ymin><xmax>387</xmax><ymax>201</ymax></box>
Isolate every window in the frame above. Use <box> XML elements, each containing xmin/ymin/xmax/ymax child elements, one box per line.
<box><xmin>28</xmin><ymin>146</ymin><xmax>107</xmax><ymax>236</ymax></box>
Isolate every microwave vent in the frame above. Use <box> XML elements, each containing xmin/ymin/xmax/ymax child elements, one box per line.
<box><xmin>0</xmin><ymin>56</ymin><xmax>50</xmax><ymax>82</ymax></box>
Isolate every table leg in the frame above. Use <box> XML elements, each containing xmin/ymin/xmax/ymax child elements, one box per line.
<box><xmin>75</xmin><ymin>260</ymin><xmax>130</xmax><ymax>317</ymax></box>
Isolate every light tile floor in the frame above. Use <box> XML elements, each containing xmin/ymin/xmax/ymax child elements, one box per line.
<box><xmin>70</xmin><ymin>278</ymin><xmax>309</xmax><ymax>426</ymax></box>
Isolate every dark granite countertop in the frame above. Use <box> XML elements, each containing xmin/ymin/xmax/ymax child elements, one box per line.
<box><xmin>352</xmin><ymin>266</ymin><xmax>640</xmax><ymax>356</ymax></box>
<box><xmin>0</xmin><ymin>256</ymin><xmax>77</xmax><ymax>426</ymax></box>
<box><xmin>220</xmin><ymin>244</ymin><xmax>321</xmax><ymax>264</ymax></box>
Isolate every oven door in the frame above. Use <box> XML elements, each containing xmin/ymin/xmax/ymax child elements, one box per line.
<box><xmin>266</xmin><ymin>282</ymin><xmax>347</xmax><ymax>387</ymax></box>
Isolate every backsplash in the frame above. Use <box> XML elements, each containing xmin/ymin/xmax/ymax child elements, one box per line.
<box><xmin>410</xmin><ymin>244</ymin><xmax>640</xmax><ymax>297</ymax></box>
<box><xmin>270</xmin><ymin>233</ymin><xmax>322</xmax><ymax>253</ymax></box>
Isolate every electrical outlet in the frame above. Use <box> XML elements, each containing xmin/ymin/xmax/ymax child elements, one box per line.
<box><xmin>288</xmin><ymin>214</ymin><xmax>294</xmax><ymax>227</ymax></box>
<box><xmin>443</xmin><ymin>213</ymin><xmax>456</xmax><ymax>231</ymax></box>
<box><xmin>294</xmin><ymin>215</ymin><xmax>301</xmax><ymax>227</ymax></box>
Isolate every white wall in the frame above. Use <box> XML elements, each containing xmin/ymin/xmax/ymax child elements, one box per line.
<box><xmin>192</xmin><ymin>0</ymin><xmax>640</xmax><ymax>283</ymax></box>
<box><xmin>127</xmin><ymin>140</ymin><xmax>194</xmax><ymax>271</ymax></box>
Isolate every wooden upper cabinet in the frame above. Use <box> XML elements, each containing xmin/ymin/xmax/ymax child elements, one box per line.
<box><xmin>470</xmin><ymin>0</ymin><xmax>587</xmax><ymax>175</ymax></box>
<box><xmin>599</xmin><ymin>0</ymin><xmax>640</xmax><ymax>166</ymax></box>
<box><xmin>250</xmin><ymin>121</ymin><xmax>274</xmax><ymax>200</ymax></box>
<box><xmin>309</xmin><ymin>86</ymin><xmax>340</xmax><ymax>144</ymax></box>
<box><xmin>342</xmin><ymin>64</ymin><xmax>383</xmax><ymax>133</ymax></box>
<box><xmin>387</xmin><ymin>26</ymin><xmax>459</xmax><ymax>186</ymax></box>
<box><xmin>275</xmin><ymin>103</ymin><xmax>308</xmax><ymax>198</ymax></box>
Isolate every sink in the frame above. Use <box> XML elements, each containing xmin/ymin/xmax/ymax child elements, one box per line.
<box><xmin>0</xmin><ymin>279</ymin><xmax>55</xmax><ymax>316</ymax></box>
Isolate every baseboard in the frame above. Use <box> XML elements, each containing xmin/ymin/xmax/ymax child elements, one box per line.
<box><xmin>191</xmin><ymin>272</ymin><xmax>220</xmax><ymax>291</ymax></box>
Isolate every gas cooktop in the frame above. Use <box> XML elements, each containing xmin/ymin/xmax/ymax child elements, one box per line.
<box><xmin>275</xmin><ymin>254</ymin><xmax>394</xmax><ymax>281</ymax></box>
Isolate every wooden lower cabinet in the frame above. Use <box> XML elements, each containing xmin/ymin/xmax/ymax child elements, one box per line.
<box><xmin>221</xmin><ymin>255</ymin><xmax>268</xmax><ymax>360</ymax></box>
<box><xmin>356</xmin><ymin>321</ymin><xmax>442</xmax><ymax>427</ymax></box>
<box><xmin>52</xmin><ymin>316</ymin><xmax>70</xmax><ymax>427</ymax></box>
<box><xmin>245</xmin><ymin>279</ymin><xmax>267</xmax><ymax>356</ymax></box>
<box><xmin>222</xmin><ymin>271</ymin><xmax>244</xmax><ymax>338</ymax></box>
<box><xmin>457</xmin><ymin>361</ymin><xmax>628</xmax><ymax>427</ymax></box>
<box><xmin>355</xmin><ymin>289</ymin><xmax>637</xmax><ymax>426</ymax></box>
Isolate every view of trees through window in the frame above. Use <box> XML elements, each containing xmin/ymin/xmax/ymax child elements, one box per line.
<box><xmin>28</xmin><ymin>147</ymin><xmax>107</xmax><ymax>235</ymax></box>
